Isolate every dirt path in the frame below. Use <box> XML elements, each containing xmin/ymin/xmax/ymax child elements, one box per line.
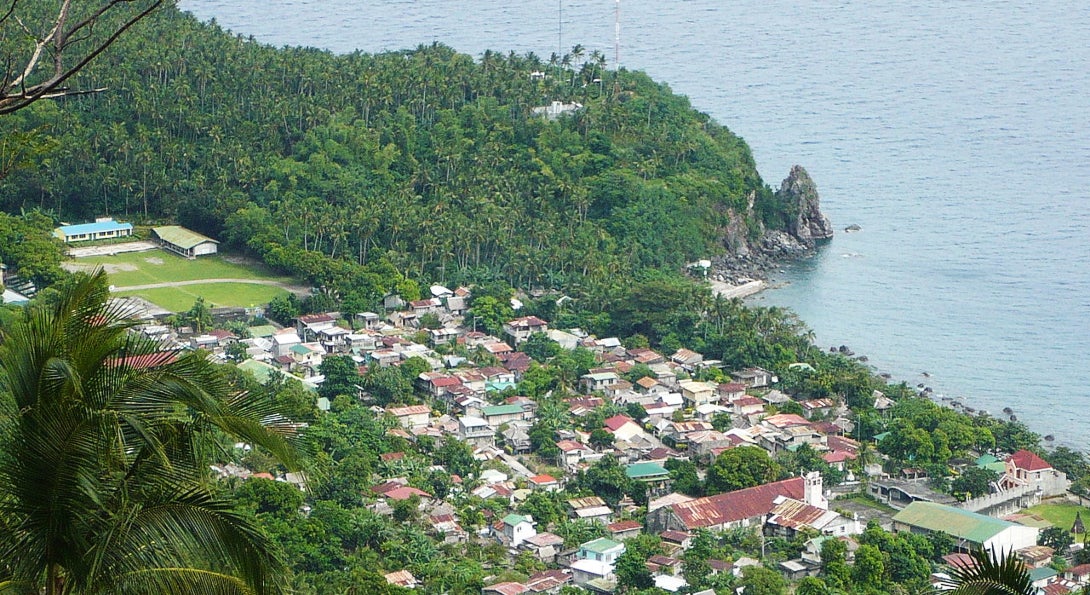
<box><xmin>112</xmin><ymin>278</ymin><xmax>311</xmax><ymax>296</ymax></box>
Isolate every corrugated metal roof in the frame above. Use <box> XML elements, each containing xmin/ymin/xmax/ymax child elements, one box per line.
<box><xmin>152</xmin><ymin>225</ymin><xmax>218</xmax><ymax>249</ymax></box>
<box><xmin>55</xmin><ymin>219</ymin><xmax>132</xmax><ymax>236</ymax></box>
<box><xmin>892</xmin><ymin>501</ymin><xmax>1016</xmax><ymax>543</ymax></box>
<box><xmin>670</xmin><ymin>477</ymin><xmax>804</xmax><ymax>530</ymax></box>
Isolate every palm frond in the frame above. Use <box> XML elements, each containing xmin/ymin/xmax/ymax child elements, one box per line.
<box><xmin>108</xmin><ymin>567</ymin><xmax>257</xmax><ymax>595</ymax></box>
<box><xmin>943</xmin><ymin>548</ymin><xmax>1034</xmax><ymax>595</ymax></box>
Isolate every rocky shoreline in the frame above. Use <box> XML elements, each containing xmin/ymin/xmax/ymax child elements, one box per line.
<box><xmin>710</xmin><ymin>165</ymin><xmax>833</xmax><ymax>287</ymax></box>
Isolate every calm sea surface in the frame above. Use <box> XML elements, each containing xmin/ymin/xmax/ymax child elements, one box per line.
<box><xmin>180</xmin><ymin>0</ymin><xmax>1090</xmax><ymax>448</ymax></box>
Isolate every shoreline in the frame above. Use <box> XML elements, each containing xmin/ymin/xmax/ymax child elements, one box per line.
<box><xmin>708</xmin><ymin>278</ymin><xmax>766</xmax><ymax>300</ymax></box>
<box><xmin>720</xmin><ymin>265</ymin><xmax>1073</xmax><ymax>451</ymax></box>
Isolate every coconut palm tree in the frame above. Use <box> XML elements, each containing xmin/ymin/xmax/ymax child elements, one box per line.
<box><xmin>942</xmin><ymin>548</ymin><xmax>1033</xmax><ymax>595</ymax></box>
<box><xmin>0</xmin><ymin>271</ymin><xmax>299</xmax><ymax>594</ymax></box>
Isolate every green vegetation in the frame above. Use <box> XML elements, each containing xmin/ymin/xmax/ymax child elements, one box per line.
<box><xmin>1025</xmin><ymin>503</ymin><xmax>1090</xmax><ymax>535</ymax></box>
<box><xmin>0</xmin><ymin>271</ymin><xmax>298</xmax><ymax>593</ymax></box>
<box><xmin>0</xmin><ymin>3</ymin><xmax>788</xmax><ymax>304</ymax></box>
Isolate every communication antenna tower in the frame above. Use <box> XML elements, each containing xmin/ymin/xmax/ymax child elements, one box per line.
<box><xmin>558</xmin><ymin>0</ymin><xmax>563</xmax><ymax>60</ymax></box>
<box><xmin>614</xmin><ymin>0</ymin><xmax>621</xmax><ymax>68</ymax></box>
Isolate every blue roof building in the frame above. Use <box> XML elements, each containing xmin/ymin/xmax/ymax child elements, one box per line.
<box><xmin>54</xmin><ymin>218</ymin><xmax>133</xmax><ymax>243</ymax></box>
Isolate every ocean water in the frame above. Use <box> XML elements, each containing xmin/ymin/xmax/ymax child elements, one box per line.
<box><xmin>179</xmin><ymin>0</ymin><xmax>1090</xmax><ymax>448</ymax></box>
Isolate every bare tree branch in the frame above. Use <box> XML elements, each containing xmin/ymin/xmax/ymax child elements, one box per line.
<box><xmin>0</xmin><ymin>0</ymin><xmax>165</xmax><ymax>115</ymax></box>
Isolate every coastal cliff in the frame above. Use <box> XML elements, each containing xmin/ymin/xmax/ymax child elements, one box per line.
<box><xmin>714</xmin><ymin>165</ymin><xmax>833</xmax><ymax>283</ymax></box>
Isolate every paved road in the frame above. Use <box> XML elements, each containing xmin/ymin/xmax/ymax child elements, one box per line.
<box><xmin>112</xmin><ymin>278</ymin><xmax>310</xmax><ymax>296</ymax></box>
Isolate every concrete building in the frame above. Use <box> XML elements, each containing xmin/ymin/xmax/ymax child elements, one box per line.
<box><xmin>54</xmin><ymin>218</ymin><xmax>133</xmax><ymax>243</ymax></box>
<box><xmin>151</xmin><ymin>225</ymin><xmax>219</xmax><ymax>258</ymax></box>
<box><xmin>892</xmin><ymin>501</ymin><xmax>1039</xmax><ymax>557</ymax></box>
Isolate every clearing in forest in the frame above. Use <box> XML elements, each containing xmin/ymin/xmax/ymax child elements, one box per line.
<box><xmin>64</xmin><ymin>251</ymin><xmax>306</xmax><ymax>312</ymax></box>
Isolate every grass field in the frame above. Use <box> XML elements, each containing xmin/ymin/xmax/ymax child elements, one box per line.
<box><xmin>70</xmin><ymin>251</ymin><xmax>292</xmax><ymax>286</ymax></box>
<box><xmin>68</xmin><ymin>250</ymin><xmax>297</xmax><ymax>311</ymax></box>
<box><xmin>114</xmin><ymin>284</ymin><xmax>289</xmax><ymax>312</ymax></box>
<box><xmin>1025</xmin><ymin>502</ymin><xmax>1090</xmax><ymax>533</ymax></box>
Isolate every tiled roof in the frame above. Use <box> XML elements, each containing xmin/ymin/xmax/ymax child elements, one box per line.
<box><xmin>762</xmin><ymin>413</ymin><xmax>811</xmax><ymax>428</ymax></box>
<box><xmin>387</xmin><ymin>404</ymin><xmax>431</xmax><ymax>416</ymax></box>
<box><xmin>604</xmin><ymin>414</ymin><xmax>636</xmax><ymax>431</ymax></box>
<box><xmin>483</xmin><ymin>582</ymin><xmax>529</xmax><ymax>595</ymax></box>
<box><xmin>1009</xmin><ymin>449</ymin><xmax>1052</xmax><ymax>471</ymax></box>
<box><xmin>298</xmin><ymin>313</ymin><xmax>336</xmax><ymax>324</ymax></box>
<box><xmin>668</xmin><ymin>477</ymin><xmax>804</xmax><ymax>530</ymax></box>
<box><xmin>384</xmin><ymin>570</ymin><xmax>416</xmax><ymax>587</ymax></box>
<box><xmin>383</xmin><ymin>486</ymin><xmax>431</xmax><ymax>501</ymax></box>
<box><xmin>607</xmin><ymin>520</ymin><xmax>643</xmax><ymax>532</ymax></box>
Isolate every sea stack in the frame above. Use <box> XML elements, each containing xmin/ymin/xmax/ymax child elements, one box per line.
<box><xmin>777</xmin><ymin>165</ymin><xmax>834</xmax><ymax>246</ymax></box>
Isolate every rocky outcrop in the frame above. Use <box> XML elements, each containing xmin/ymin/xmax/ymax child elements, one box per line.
<box><xmin>709</xmin><ymin>165</ymin><xmax>833</xmax><ymax>285</ymax></box>
<box><xmin>777</xmin><ymin>165</ymin><xmax>833</xmax><ymax>247</ymax></box>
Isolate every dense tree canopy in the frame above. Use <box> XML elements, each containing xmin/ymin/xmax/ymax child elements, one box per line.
<box><xmin>0</xmin><ymin>271</ymin><xmax>299</xmax><ymax>593</ymax></box>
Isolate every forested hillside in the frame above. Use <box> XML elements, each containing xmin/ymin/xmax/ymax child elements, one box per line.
<box><xmin>0</xmin><ymin>5</ymin><xmax>779</xmax><ymax>302</ymax></box>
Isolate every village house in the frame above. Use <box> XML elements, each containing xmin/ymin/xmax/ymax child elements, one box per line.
<box><xmin>481</xmin><ymin>403</ymin><xmax>532</xmax><ymax>428</ymax></box>
<box><xmin>428</xmin><ymin>512</ymin><xmax>467</xmax><ymax>544</ymax></box>
<box><xmin>800</xmin><ymin>398</ymin><xmax>836</xmax><ymax>419</ymax></box>
<box><xmin>670</xmin><ymin>348</ymin><xmax>704</xmax><ymax>369</ymax></box>
<box><xmin>502</xmin><ymin>315</ymin><xmax>549</xmax><ymax>345</ymax></box>
<box><xmin>367</xmin><ymin>349</ymin><xmax>402</xmax><ymax>368</ymax></box>
<box><xmin>556</xmin><ymin>439</ymin><xmax>593</xmax><ymax>469</ymax></box>
<box><xmin>607</xmin><ymin>520</ymin><xmax>643</xmax><ymax>542</ymax></box>
<box><xmin>732</xmin><ymin>367</ymin><xmax>776</xmax><ymax>388</ymax></box>
<box><xmin>678</xmin><ymin>380</ymin><xmax>718</xmax><ymax>408</ymax></box>
<box><xmin>625</xmin><ymin>462</ymin><xmax>671</xmax><ymax>494</ymax></box>
<box><xmin>458</xmin><ymin>416</ymin><xmax>494</xmax><ymax>447</ymax></box>
<box><xmin>408</xmin><ymin>298</ymin><xmax>443</xmax><ymax>316</ymax></box>
<box><xmin>498</xmin><ymin>513</ymin><xmax>537</xmax><ymax>547</ymax></box>
<box><xmin>1001</xmin><ymin>450</ymin><xmax>1070</xmax><ymax>496</ymax></box>
<box><xmin>603</xmin><ymin>414</ymin><xmax>645</xmax><ymax>443</ymax></box>
<box><xmin>570</xmin><ymin>537</ymin><xmax>624</xmax><ymax>585</ymax></box>
<box><xmin>384</xmin><ymin>570</ymin><xmax>419</xmax><ymax>589</ymax></box>
<box><xmin>627</xmin><ymin>348</ymin><xmax>665</xmax><ymax>365</ymax></box>
<box><xmin>528</xmin><ymin>474</ymin><xmax>560</xmax><ymax>492</ymax></box>
<box><xmin>718</xmin><ymin>382</ymin><xmax>748</xmax><ymax>402</ymax></box>
<box><xmin>569</xmin><ymin>496</ymin><xmax>613</xmax><ymax>523</ymax></box>
<box><xmin>581</xmin><ymin>371</ymin><xmax>620</xmax><ymax>393</ymax></box>
<box><xmin>687</xmin><ymin>430</ymin><xmax>737</xmax><ymax>461</ymax></box>
<box><xmin>428</xmin><ymin>326</ymin><xmax>461</xmax><ymax>346</ymax></box>
<box><xmin>659</xmin><ymin>420</ymin><xmax>714</xmax><ymax>449</ymax></box>
<box><xmin>732</xmin><ymin>396</ymin><xmax>766</xmax><ymax>417</ymax></box>
<box><xmin>386</xmin><ymin>404</ymin><xmax>431</xmax><ymax>429</ymax></box>
<box><xmin>295</xmin><ymin>313</ymin><xmax>338</xmax><ymax>342</ymax></box>
<box><xmin>271</xmin><ymin>330</ymin><xmax>302</xmax><ymax>358</ymax></box>
<box><xmin>502</xmin><ymin>424</ymin><xmax>532</xmax><ymax>454</ymax></box>
<box><xmin>521</xmin><ymin>533</ymin><xmax>566</xmax><ymax>564</ymax></box>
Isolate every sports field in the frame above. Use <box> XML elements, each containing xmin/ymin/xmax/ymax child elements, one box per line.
<box><xmin>66</xmin><ymin>250</ymin><xmax>303</xmax><ymax>312</ymax></box>
<box><xmin>1024</xmin><ymin>502</ymin><xmax>1090</xmax><ymax>534</ymax></box>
